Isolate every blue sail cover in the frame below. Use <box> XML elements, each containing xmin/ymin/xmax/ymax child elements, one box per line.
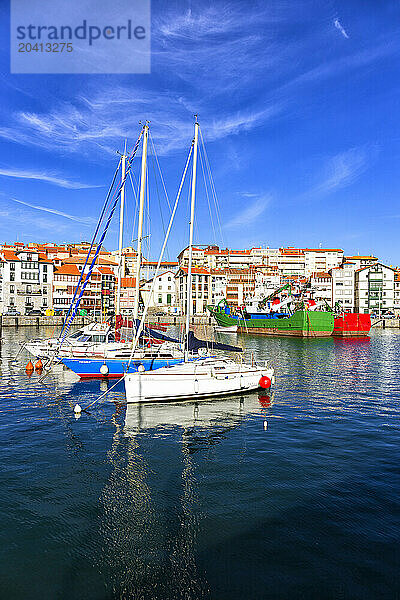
<box><xmin>131</xmin><ymin>321</ymin><xmax>243</xmax><ymax>353</ymax></box>
<box><xmin>185</xmin><ymin>330</ymin><xmax>243</xmax><ymax>353</ymax></box>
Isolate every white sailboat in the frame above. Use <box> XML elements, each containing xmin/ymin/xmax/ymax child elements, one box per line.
<box><xmin>124</xmin><ymin>118</ymin><xmax>274</xmax><ymax>403</ymax></box>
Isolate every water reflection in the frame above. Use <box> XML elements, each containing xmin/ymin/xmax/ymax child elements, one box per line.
<box><xmin>1</xmin><ymin>327</ymin><xmax>399</xmax><ymax>600</ymax></box>
<box><xmin>124</xmin><ymin>393</ymin><xmax>271</xmax><ymax>435</ymax></box>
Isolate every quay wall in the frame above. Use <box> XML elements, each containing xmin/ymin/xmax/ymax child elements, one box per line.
<box><xmin>0</xmin><ymin>315</ymin><xmax>397</xmax><ymax>330</ymax></box>
<box><xmin>0</xmin><ymin>315</ymin><xmax>213</xmax><ymax>329</ymax></box>
<box><xmin>0</xmin><ymin>316</ymin><xmax>91</xmax><ymax>328</ymax></box>
<box><xmin>371</xmin><ymin>318</ymin><xmax>400</xmax><ymax>329</ymax></box>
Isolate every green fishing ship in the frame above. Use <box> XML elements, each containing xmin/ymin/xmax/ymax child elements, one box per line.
<box><xmin>208</xmin><ymin>302</ymin><xmax>334</xmax><ymax>337</ymax></box>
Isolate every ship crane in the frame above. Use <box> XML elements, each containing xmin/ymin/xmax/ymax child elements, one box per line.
<box><xmin>257</xmin><ymin>283</ymin><xmax>293</xmax><ymax>311</ymax></box>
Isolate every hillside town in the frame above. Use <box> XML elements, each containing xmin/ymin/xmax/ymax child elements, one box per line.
<box><xmin>0</xmin><ymin>241</ymin><xmax>399</xmax><ymax>317</ymax></box>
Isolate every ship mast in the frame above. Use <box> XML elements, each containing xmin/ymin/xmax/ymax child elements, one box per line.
<box><xmin>116</xmin><ymin>140</ymin><xmax>127</xmax><ymax>316</ymax></box>
<box><xmin>184</xmin><ymin>117</ymin><xmax>199</xmax><ymax>361</ymax></box>
<box><xmin>133</xmin><ymin>123</ymin><xmax>149</xmax><ymax>323</ymax></box>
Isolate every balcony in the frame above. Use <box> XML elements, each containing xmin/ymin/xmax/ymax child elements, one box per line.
<box><xmin>17</xmin><ymin>289</ymin><xmax>42</xmax><ymax>295</ymax></box>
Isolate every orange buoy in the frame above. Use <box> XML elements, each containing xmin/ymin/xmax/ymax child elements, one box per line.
<box><xmin>26</xmin><ymin>361</ymin><xmax>34</xmax><ymax>375</ymax></box>
<box><xmin>35</xmin><ymin>359</ymin><xmax>43</xmax><ymax>371</ymax></box>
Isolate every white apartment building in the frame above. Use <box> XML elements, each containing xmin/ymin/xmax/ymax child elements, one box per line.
<box><xmin>304</xmin><ymin>249</ymin><xmax>344</xmax><ymax>275</ymax></box>
<box><xmin>177</xmin><ymin>245</ymin><xmax>344</xmax><ymax>277</ymax></box>
<box><xmin>355</xmin><ymin>263</ymin><xmax>395</xmax><ymax>315</ymax></box>
<box><xmin>0</xmin><ymin>249</ymin><xmax>54</xmax><ymax>314</ymax></box>
<box><xmin>176</xmin><ymin>267</ymin><xmax>212</xmax><ymax>315</ymax></box>
<box><xmin>309</xmin><ymin>272</ymin><xmax>333</xmax><ymax>305</ymax></box>
<box><xmin>141</xmin><ymin>270</ymin><xmax>177</xmax><ymax>312</ymax></box>
<box><xmin>330</xmin><ymin>262</ymin><xmax>356</xmax><ymax>311</ymax></box>
<box><xmin>394</xmin><ymin>272</ymin><xmax>400</xmax><ymax>315</ymax></box>
<box><xmin>344</xmin><ymin>255</ymin><xmax>378</xmax><ymax>270</ymax></box>
<box><xmin>210</xmin><ymin>272</ymin><xmax>228</xmax><ymax>305</ymax></box>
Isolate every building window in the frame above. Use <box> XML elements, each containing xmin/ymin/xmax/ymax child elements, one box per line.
<box><xmin>158</xmin><ymin>296</ymin><xmax>162</xmax><ymax>303</ymax></box>
<box><xmin>10</xmin><ymin>272</ymin><xmax>15</xmax><ymax>281</ymax></box>
<box><xmin>10</xmin><ymin>285</ymin><xmax>14</xmax><ymax>294</ymax></box>
<box><xmin>10</xmin><ymin>262</ymin><xmax>15</xmax><ymax>271</ymax></box>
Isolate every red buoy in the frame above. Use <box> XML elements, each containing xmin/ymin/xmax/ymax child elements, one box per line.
<box><xmin>259</xmin><ymin>376</ymin><xmax>271</xmax><ymax>389</ymax></box>
<box><xmin>35</xmin><ymin>359</ymin><xmax>43</xmax><ymax>371</ymax></box>
<box><xmin>26</xmin><ymin>361</ymin><xmax>34</xmax><ymax>375</ymax></box>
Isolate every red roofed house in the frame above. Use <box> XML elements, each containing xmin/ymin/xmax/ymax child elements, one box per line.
<box><xmin>53</xmin><ymin>263</ymin><xmax>111</xmax><ymax>316</ymax></box>
<box><xmin>53</xmin><ymin>264</ymin><xmax>81</xmax><ymax>314</ymax></box>
<box><xmin>119</xmin><ymin>277</ymin><xmax>137</xmax><ymax>316</ymax></box>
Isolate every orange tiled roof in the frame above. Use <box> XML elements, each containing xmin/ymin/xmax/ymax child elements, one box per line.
<box><xmin>63</xmin><ymin>256</ymin><xmax>116</xmax><ymax>266</ymax></box>
<box><xmin>179</xmin><ymin>267</ymin><xmax>211</xmax><ymax>275</ymax></box>
<box><xmin>1</xmin><ymin>250</ymin><xmax>20</xmax><ymax>261</ymax></box>
<box><xmin>38</xmin><ymin>253</ymin><xmax>53</xmax><ymax>264</ymax></box>
<box><xmin>97</xmin><ymin>267</ymin><xmax>115</xmax><ymax>276</ymax></box>
<box><xmin>55</xmin><ymin>264</ymin><xmax>81</xmax><ymax>276</ymax></box>
<box><xmin>204</xmin><ymin>248</ymin><xmax>250</xmax><ymax>255</ymax></box>
<box><xmin>311</xmin><ymin>271</ymin><xmax>332</xmax><ymax>278</ymax></box>
<box><xmin>142</xmin><ymin>260</ymin><xmax>178</xmax><ymax>267</ymax></box>
<box><xmin>345</xmin><ymin>255</ymin><xmax>377</xmax><ymax>260</ymax></box>
<box><xmin>121</xmin><ymin>277</ymin><xmax>136</xmax><ymax>288</ymax></box>
<box><xmin>303</xmin><ymin>248</ymin><xmax>343</xmax><ymax>253</ymax></box>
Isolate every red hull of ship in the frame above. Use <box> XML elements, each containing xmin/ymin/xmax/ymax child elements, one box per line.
<box><xmin>333</xmin><ymin>313</ymin><xmax>371</xmax><ymax>337</ymax></box>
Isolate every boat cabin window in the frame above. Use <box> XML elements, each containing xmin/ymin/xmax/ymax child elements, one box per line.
<box><xmin>107</xmin><ymin>334</ymin><xmax>115</xmax><ymax>342</ymax></box>
<box><xmin>69</xmin><ymin>331</ymin><xmax>83</xmax><ymax>339</ymax></box>
<box><xmin>92</xmin><ymin>335</ymin><xmax>106</xmax><ymax>343</ymax></box>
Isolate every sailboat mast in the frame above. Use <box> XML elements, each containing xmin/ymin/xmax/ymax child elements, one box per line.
<box><xmin>116</xmin><ymin>141</ymin><xmax>127</xmax><ymax>316</ymax></box>
<box><xmin>133</xmin><ymin>123</ymin><xmax>149</xmax><ymax>322</ymax></box>
<box><xmin>184</xmin><ymin>117</ymin><xmax>199</xmax><ymax>360</ymax></box>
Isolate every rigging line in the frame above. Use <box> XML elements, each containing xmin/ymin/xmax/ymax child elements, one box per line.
<box><xmin>199</xmin><ymin>127</ymin><xmax>225</xmax><ymax>247</ymax></box>
<box><xmin>61</xmin><ymin>126</ymin><xmax>145</xmax><ymax>342</ymax></box>
<box><xmin>149</xmin><ymin>131</ymin><xmax>172</xmax><ymax>212</ymax></box>
<box><xmin>81</xmin><ymin>142</ymin><xmax>194</xmax><ymax>411</ymax></box>
<box><xmin>58</xmin><ymin>157</ymin><xmax>121</xmax><ymax>340</ymax></box>
<box><xmin>198</xmin><ymin>141</ymin><xmax>217</xmax><ymax>244</ymax></box>
<box><xmin>145</xmin><ymin>160</ymin><xmax>151</xmax><ymax>288</ymax></box>
<box><xmin>129</xmin><ymin>170</ymin><xmax>139</xmax><ymax>247</ymax></box>
<box><xmin>126</xmin><ymin>141</ymin><xmax>193</xmax><ymax>367</ymax></box>
<box><xmin>149</xmin><ymin>149</ymin><xmax>167</xmax><ymax>252</ymax></box>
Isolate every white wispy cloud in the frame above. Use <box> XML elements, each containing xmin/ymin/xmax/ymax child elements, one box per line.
<box><xmin>0</xmin><ymin>167</ymin><xmax>100</xmax><ymax>189</ymax></box>
<box><xmin>9</xmin><ymin>197</ymin><xmax>95</xmax><ymax>225</ymax></box>
<box><xmin>334</xmin><ymin>18</ymin><xmax>349</xmax><ymax>39</ymax></box>
<box><xmin>0</xmin><ymin>4</ymin><xmax>398</xmax><ymax>164</ymax></box>
<box><xmin>225</xmin><ymin>194</ymin><xmax>271</xmax><ymax>229</ymax></box>
<box><xmin>309</xmin><ymin>146</ymin><xmax>376</xmax><ymax>196</ymax></box>
<box><xmin>0</xmin><ymin>87</ymin><xmax>281</xmax><ymax>158</ymax></box>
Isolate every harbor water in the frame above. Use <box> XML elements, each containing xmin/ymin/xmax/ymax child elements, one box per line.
<box><xmin>0</xmin><ymin>326</ymin><xmax>399</xmax><ymax>599</ymax></box>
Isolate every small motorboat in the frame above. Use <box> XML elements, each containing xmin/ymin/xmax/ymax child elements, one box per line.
<box><xmin>214</xmin><ymin>325</ymin><xmax>238</xmax><ymax>333</ymax></box>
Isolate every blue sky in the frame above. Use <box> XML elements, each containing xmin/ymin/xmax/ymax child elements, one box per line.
<box><xmin>0</xmin><ymin>0</ymin><xmax>400</xmax><ymax>265</ymax></box>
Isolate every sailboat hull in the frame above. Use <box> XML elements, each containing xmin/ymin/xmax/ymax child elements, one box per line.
<box><xmin>61</xmin><ymin>357</ymin><xmax>185</xmax><ymax>379</ymax></box>
<box><xmin>124</xmin><ymin>358</ymin><xmax>274</xmax><ymax>403</ymax></box>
